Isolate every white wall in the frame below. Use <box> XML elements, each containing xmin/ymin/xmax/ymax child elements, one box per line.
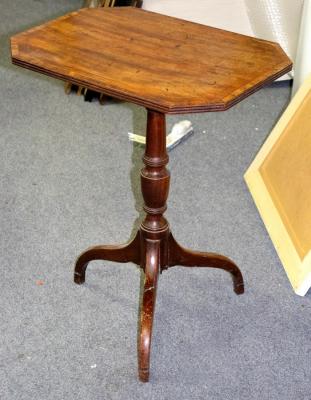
<box><xmin>142</xmin><ymin>0</ymin><xmax>254</xmax><ymax>36</ymax></box>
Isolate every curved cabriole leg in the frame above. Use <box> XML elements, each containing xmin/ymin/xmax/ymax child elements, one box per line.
<box><xmin>74</xmin><ymin>231</ymin><xmax>141</xmax><ymax>284</ymax></box>
<box><xmin>168</xmin><ymin>233</ymin><xmax>244</xmax><ymax>294</ymax></box>
<box><xmin>138</xmin><ymin>240</ymin><xmax>160</xmax><ymax>382</ymax></box>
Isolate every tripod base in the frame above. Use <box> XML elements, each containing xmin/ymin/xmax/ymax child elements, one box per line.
<box><xmin>74</xmin><ymin>228</ymin><xmax>244</xmax><ymax>382</ymax></box>
<box><xmin>74</xmin><ymin>108</ymin><xmax>244</xmax><ymax>382</ymax></box>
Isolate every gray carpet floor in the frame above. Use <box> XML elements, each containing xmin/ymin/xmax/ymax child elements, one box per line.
<box><xmin>1</xmin><ymin>1</ymin><xmax>311</xmax><ymax>399</ymax></box>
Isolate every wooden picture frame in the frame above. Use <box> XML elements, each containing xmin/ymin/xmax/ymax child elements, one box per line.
<box><xmin>245</xmin><ymin>74</ymin><xmax>311</xmax><ymax>296</ymax></box>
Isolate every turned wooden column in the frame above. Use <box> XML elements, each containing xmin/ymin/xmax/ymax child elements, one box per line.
<box><xmin>140</xmin><ymin>109</ymin><xmax>170</xmax><ymax>241</ymax></box>
<box><xmin>138</xmin><ymin>109</ymin><xmax>170</xmax><ymax>381</ymax></box>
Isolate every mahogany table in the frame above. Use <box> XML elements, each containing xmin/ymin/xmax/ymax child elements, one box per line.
<box><xmin>11</xmin><ymin>7</ymin><xmax>292</xmax><ymax>382</ymax></box>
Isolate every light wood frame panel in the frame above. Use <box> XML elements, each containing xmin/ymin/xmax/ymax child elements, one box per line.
<box><xmin>245</xmin><ymin>74</ymin><xmax>311</xmax><ymax>296</ymax></box>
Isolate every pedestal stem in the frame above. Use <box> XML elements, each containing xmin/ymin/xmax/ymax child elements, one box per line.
<box><xmin>138</xmin><ymin>109</ymin><xmax>170</xmax><ymax>381</ymax></box>
<box><xmin>140</xmin><ymin>109</ymin><xmax>170</xmax><ymax>237</ymax></box>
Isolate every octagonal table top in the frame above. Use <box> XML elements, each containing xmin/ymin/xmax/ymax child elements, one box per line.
<box><xmin>11</xmin><ymin>7</ymin><xmax>292</xmax><ymax>114</ymax></box>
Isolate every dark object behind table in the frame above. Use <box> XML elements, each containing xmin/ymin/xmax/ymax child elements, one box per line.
<box><xmin>115</xmin><ymin>0</ymin><xmax>143</xmax><ymax>6</ymax></box>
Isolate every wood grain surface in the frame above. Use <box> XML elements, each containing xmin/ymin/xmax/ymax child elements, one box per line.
<box><xmin>260</xmin><ymin>90</ymin><xmax>311</xmax><ymax>261</ymax></box>
<box><xmin>244</xmin><ymin>73</ymin><xmax>311</xmax><ymax>296</ymax></box>
<box><xmin>11</xmin><ymin>7</ymin><xmax>292</xmax><ymax>113</ymax></box>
